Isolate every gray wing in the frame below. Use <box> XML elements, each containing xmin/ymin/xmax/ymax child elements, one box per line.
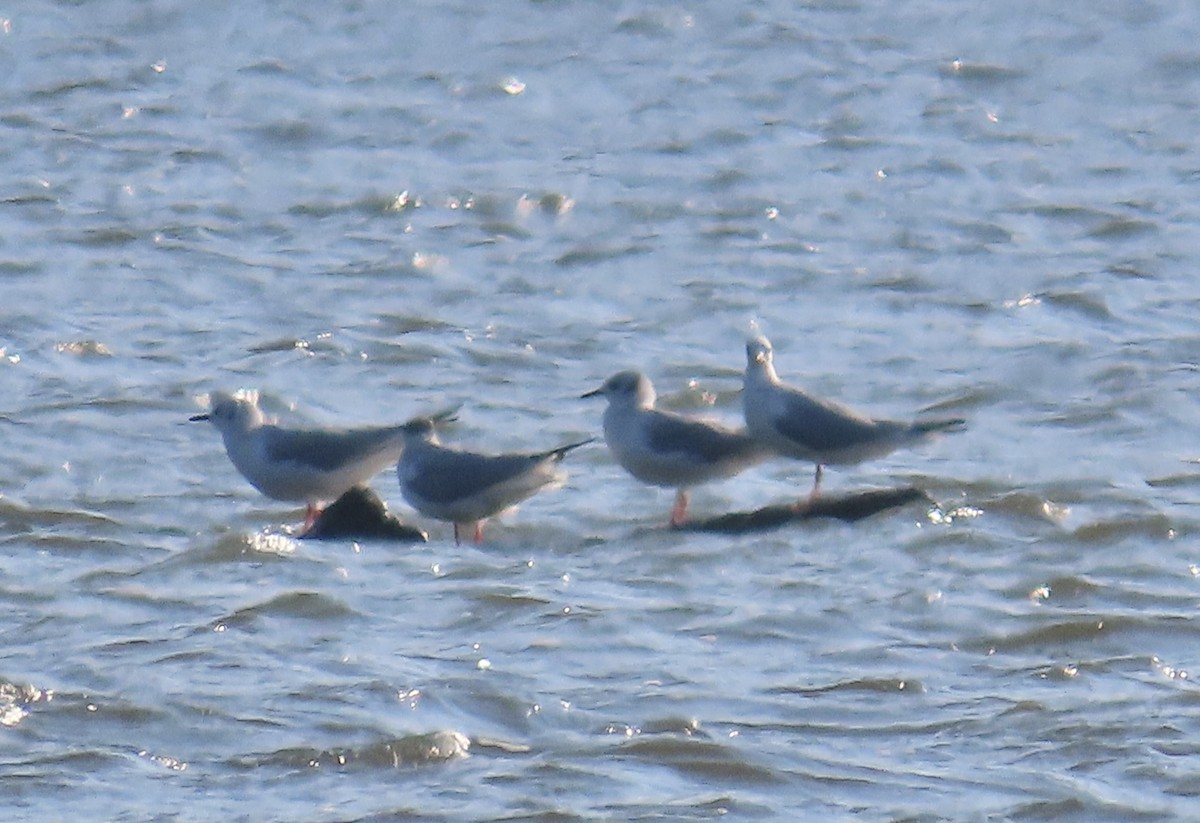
<box><xmin>772</xmin><ymin>389</ymin><xmax>904</xmax><ymax>453</ymax></box>
<box><xmin>406</xmin><ymin>448</ymin><xmax>554</xmax><ymax>504</ymax></box>
<box><xmin>261</xmin><ymin>425</ymin><xmax>404</xmax><ymax>472</ymax></box>
<box><xmin>644</xmin><ymin>412</ymin><xmax>762</xmax><ymax>464</ymax></box>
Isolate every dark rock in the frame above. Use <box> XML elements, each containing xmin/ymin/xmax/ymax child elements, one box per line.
<box><xmin>302</xmin><ymin>486</ymin><xmax>427</xmax><ymax>542</ymax></box>
<box><xmin>678</xmin><ymin>487</ymin><xmax>933</xmax><ymax>534</ymax></box>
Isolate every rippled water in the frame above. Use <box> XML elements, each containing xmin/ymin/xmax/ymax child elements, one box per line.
<box><xmin>4</xmin><ymin>1</ymin><xmax>1200</xmax><ymax>820</ymax></box>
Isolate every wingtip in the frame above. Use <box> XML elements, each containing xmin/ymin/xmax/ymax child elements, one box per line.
<box><xmin>430</xmin><ymin>404</ymin><xmax>461</xmax><ymax>425</ymax></box>
<box><xmin>916</xmin><ymin>417</ymin><xmax>967</xmax><ymax>435</ymax></box>
<box><xmin>553</xmin><ymin>437</ymin><xmax>596</xmax><ymax>459</ymax></box>
<box><xmin>406</xmin><ymin>405</ymin><xmax>460</xmax><ymax>429</ymax></box>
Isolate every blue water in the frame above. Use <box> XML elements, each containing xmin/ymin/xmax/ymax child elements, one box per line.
<box><xmin>3</xmin><ymin>1</ymin><xmax>1200</xmax><ymax>820</ymax></box>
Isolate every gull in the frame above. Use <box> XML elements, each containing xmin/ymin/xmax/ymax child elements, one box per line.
<box><xmin>742</xmin><ymin>335</ymin><xmax>964</xmax><ymax>499</ymax></box>
<box><xmin>582</xmin><ymin>370</ymin><xmax>770</xmax><ymax>526</ymax></box>
<box><xmin>396</xmin><ymin>414</ymin><xmax>593</xmax><ymax>544</ymax></box>
<box><xmin>190</xmin><ymin>391</ymin><xmax>450</xmax><ymax>532</ymax></box>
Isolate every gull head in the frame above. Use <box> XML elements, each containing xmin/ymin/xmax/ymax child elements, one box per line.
<box><xmin>581</xmin><ymin>370</ymin><xmax>656</xmax><ymax>409</ymax></box>
<box><xmin>189</xmin><ymin>391</ymin><xmax>264</xmax><ymax>434</ymax></box>
<box><xmin>745</xmin><ymin>335</ymin><xmax>774</xmax><ymax>367</ymax></box>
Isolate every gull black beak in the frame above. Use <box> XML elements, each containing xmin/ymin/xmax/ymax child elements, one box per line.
<box><xmin>189</xmin><ymin>413</ymin><xmax>210</xmax><ymax>422</ymax></box>
<box><xmin>580</xmin><ymin>387</ymin><xmax>602</xmax><ymax>399</ymax></box>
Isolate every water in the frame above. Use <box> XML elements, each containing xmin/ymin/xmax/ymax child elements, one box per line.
<box><xmin>3</xmin><ymin>0</ymin><xmax>1200</xmax><ymax>820</ymax></box>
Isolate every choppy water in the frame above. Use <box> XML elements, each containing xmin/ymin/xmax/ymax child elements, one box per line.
<box><xmin>4</xmin><ymin>1</ymin><xmax>1200</xmax><ymax>820</ymax></box>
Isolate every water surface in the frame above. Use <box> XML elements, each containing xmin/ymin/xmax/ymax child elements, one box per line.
<box><xmin>3</xmin><ymin>1</ymin><xmax>1200</xmax><ymax>820</ymax></box>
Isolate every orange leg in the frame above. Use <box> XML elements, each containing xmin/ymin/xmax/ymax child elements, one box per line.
<box><xmin>452</xmin><ymin>522</ymin><xmax>484</xmax><ymax>545</ymax></box>
<box><xmin>795</xmin><ymin>465</ymin><xmax>824</xmax><ymax>511</ymax></box>
<box><xmin>302</xmin><ymin>503</ymin><xmax>322</xmax><ymax>533</ymax></box>
<box><xmin>670</xmin><ymin>489</ymin><xmax>690</xmax><ymax>527</ymax></box>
